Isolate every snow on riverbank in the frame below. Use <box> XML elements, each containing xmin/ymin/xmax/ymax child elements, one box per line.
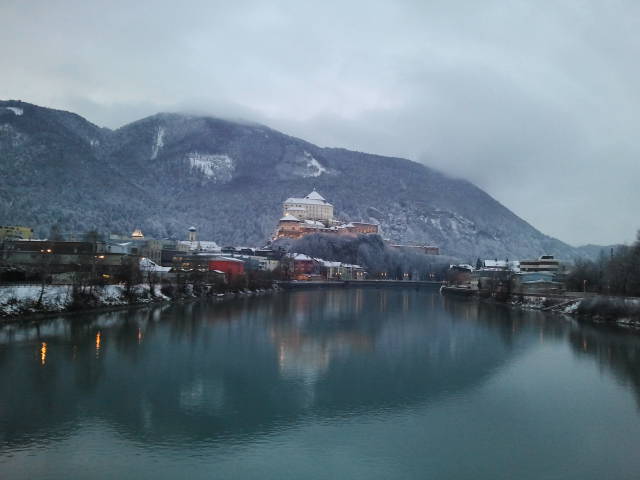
<box><xmin>0</xmin><ymin>285</ymin><xmax>72</xmax><ymax>316</ymax></box>
<box><xmin>0</xmin><ymin>284</ymin><xmax>170</xmax><ymax>318</ymax></box>
<box><xmin>509</xmin><ymin>294</ymin><xmax>640</xmax><ymax>327</ymax></box>
<box><xmin>509</xmin><ymin>295</ymin><xmax>548</xmax><ymax>310</ymax></box>
<box><xmin>574</xmin><ymin>296</ymin><xmax>640</xmax><ymax>327</ymax></box>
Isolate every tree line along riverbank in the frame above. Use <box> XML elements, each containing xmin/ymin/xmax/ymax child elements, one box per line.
<box><xmin>0</xmin><ymin>269</ymin><xmax>281</xmax><ymax>321</ymax></box>
<box><xmin>497</xmin><ymin>292</ymin><xmax>640</xmax><ymax>329</ymax></box>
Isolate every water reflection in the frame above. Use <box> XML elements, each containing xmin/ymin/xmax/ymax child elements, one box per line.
<box><xmin>95</xmin><ymin>331</ymin><xmax>101</xmax><ymax>358</ymax></box>
<box><xmin>568</xmin><ymin>325</ymin><xmax>640</xmax><ymax>407</ymax></box>
<box><xmin>40</xmin><ymin>341</ymin><xmax>47</xmax><ymax>366</ymax></box>
<box><xmin>0</xmin><ymin>288</ymin><xmax>639</xmax><ymax>456</ymax></box>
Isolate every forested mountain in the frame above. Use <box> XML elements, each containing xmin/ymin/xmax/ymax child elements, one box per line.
<box><xmin>0</xmin><ymin>100</ymin><xmax>600</xmax><ymax>259</ymax></box>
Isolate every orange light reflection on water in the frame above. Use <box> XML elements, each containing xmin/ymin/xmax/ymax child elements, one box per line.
<box><xmin>40</xmin><ymin>342</ymin><xmax>47</xmax><ymax>366</ymax></box>
<box><xmin>95</xmin><ymin>332</ymin><xmax>101</xmax><ymax>357</ymax></box>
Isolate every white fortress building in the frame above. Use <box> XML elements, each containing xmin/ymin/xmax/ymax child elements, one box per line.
<box><xmin>283</xmin><ymin>190</ymin><xmax>334</xmax><ymax>222</ymax></box>
<box><xmin>275</xmin><ymin>190</ymin><xmax>378</xmax><ymax>240</ymax></box>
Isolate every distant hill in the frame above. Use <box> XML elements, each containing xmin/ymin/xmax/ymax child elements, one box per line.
<box><xmin>0</xmin><ymin>99</ymin><xmax>604</xmax><ymax>260</ymax></box>
<box><xmin>574</xmin><ymin>244</ymin><xmax>622</xmax><ymax>259</ymax></box>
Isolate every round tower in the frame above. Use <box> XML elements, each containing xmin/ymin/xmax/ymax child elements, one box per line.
<box><xmin>188</xmin><ymin>226</ymin><xmax>197</xmax><ymax>242</ymax></box>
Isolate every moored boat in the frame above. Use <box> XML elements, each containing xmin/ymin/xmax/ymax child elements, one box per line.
<box><xmin>440</xmin><ymin>285</ymin><xmax>477</xmax><ymax>297</ymax></box>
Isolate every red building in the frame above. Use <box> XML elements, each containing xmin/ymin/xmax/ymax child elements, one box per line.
<box><xmin>208</xmin><ymin>257</ymin><xmax>245</xmax><ymax>279</ymax></box>
<box><xmin>288</xmin><ymin>253</ymin><xmax>320</xmax><ymax>280</ymax></box>
<box><xmin>292</xmin><ymin>254</ymin><xmax>315</xmax><ymax>274</ymax></box>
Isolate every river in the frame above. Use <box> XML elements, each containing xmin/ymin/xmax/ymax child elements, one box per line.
<box><xmin>1</xmin><ymin>288</ymin><xmax>640</xmax><ymax>479</ymax></box>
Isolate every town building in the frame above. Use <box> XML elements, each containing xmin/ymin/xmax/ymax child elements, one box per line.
<box><xmin>177</xmin><ymin>239</ymin><xmax>220</xmax><ymax>253</ymax></box>
<box><xmin>317</xmin><ymin>259</ymin><xmax>365</xmax><ymax>280</ymax></box>
<box><xmin>519</xmin><ymin>255</ymin><xmax>562</xmax><ymax>273</ymax></box>
<box><xmin>212</xmin><ymin>246</ymin><xmax>282</xmax><ymax>272</ymax></box>
<box><xmin>208</xmin><ymin>257</ymin><xmax>245</xmax><ymax>279</ymax></box>
<box><xmin>479</xmin><ymin>259</ymin><xmax>520</xmax><ymax>272</ymax></box>
<box><xmin>0</xmin><ymin>225</ymin><xmax>33</xmax><ymax>241</ymax></box>
<box><xmin>510</xmin><ymin>271</ymin><xmax>565</xmax><ymax>295</ymax></box>
<box><xmin>282</xmin><ymin>253</ymin><xmax>366</xmax><ymax>281</ymax></box>
<box><xmin>0</xmin><ymin>239</ymin><xmax>130</xmax><ymax>274</ymax></box>
<box><xmin>108</xmin><ymin>232</ymin><xmax>163</xmax><ymax>264</ymax></box>
<box><xmin>158</xmin><ymin>227</ymin><xmax>221</xmax><ymax>266</ymax></box>
<box><xmin>140</xmin><ymin>257</ymin><xmax>172</xmax><ymax>274</ymax></box>
<box><xmin>473</xmin><ymin>262</ymin><xmax>512</xmax><ymax>298</ymax></box>
<box><xmin>471</xmin><ymin>256</ymin><xmax>567</xmax><ymax>298</ymax></box>
<box><xmin>176</xmin><ymin>226</ymin><xmax>221</xmax><ymax>253</ymax></box>
<box><xmin>228</xmin><ymin>254</ymin><xmax>280</xmax><ymax>272</ymax></box>
<box><xmin>447</xmin><ymin>264</ymin><xmax>474</xmax><ymax>285</ymax></box>
<box><xmin>290</xmin><ymin>253</ymin><xmax>318</xmax><ymax>280</ymax></box>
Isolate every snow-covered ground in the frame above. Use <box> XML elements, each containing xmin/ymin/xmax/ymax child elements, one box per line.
<box><xmin>150</xmin><ymin>126</ymin><xmax>165</xmax><ymax>159</ymax></box>
<box><xmin>302</xmin><ymin>151</ymin><xmax>327</xmax><ymax>177</ymax></box>
<box><xmin>562</xmin><ymin>301</ymin><xmax>581</xmax><ymax>314</ymax></box>
<box><xmin>4</xmin><ymin>106</ymin><xmax>23</xmax><ymax>116</ymax></box>
<box><xmin>0</xmin><ymin>284</ymin><xmax>170</xmax><ymax>318</ymax></box>
<box><xmin>573</xmin><ymin>296</ymin><xmax>640</xmax><ymax>326</ymax></box>
<box><xmin>508</xmin><ymin>294</ymin><xmax>640</xmax><ymax>327</ymax></box>
<box><xmin>0</xmin><ymin>285</ymin><xmax>72</xmax><ymax>316</ymax></box>
<box><xmin>186</xmin><ymin>152</ymin><xmax>235</xmax><ymax>182</ymax></box>
<box><xmin>510</xmin><ymin>295</ymin><xmax>548</xmax><ymax>310</ymax></box>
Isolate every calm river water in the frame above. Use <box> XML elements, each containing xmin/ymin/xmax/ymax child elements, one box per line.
<box><xmin>1</xmin><ymin>288</ymin><xmax>640</xmax><ymax>479</ymax></box>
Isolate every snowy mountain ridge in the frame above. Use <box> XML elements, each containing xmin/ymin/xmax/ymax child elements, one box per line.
<box><xmin>0</xmin><ymin>99</ymin><xmax>604</xmax><ymax>260</ymax></box>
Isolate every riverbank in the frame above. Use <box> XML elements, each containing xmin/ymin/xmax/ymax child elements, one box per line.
<box><xmin>497</xmin><ymin>292</ymin><xmax>640</xmax><ymax>329</ymax></box>
<box><xmin>0</xmin><ymin>279</ymin><xmax>440</xmax><ymax>322</ymax></box>
<box><xmin>572</xmin><ymin>295</ymin><xmax>640</xmax><ymax>328</ymax></box>
<box><xmin>0</xmin><ymin>282</ymin><xmax>278</xmax><ymax>323</ymax></box>
<box><xmin>439</xmin><ymin>286</ymin><xmax>640</xmax><ymax>329</ymax></box>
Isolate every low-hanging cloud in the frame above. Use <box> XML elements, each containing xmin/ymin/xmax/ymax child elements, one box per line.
<box><xmin>1</xmin><ymin>0</ymin><xmax>638</xmax><ymax>245</ymax></box>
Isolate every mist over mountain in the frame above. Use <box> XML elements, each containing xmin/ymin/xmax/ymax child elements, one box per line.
<box><xmin>0</xmin><ymin>100</ymin><xmax>607</xmax><ymax>260</ymax></box>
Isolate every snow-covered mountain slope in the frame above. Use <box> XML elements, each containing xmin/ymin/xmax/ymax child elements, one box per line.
<box><xmin>0</xmin><ymin>100</ymin><xmax>596</xmax><ymax>259</ymax></box>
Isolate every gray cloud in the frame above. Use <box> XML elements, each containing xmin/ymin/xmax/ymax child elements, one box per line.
<box><xmin>1</xmin><ymin>0</ymin><xmax>638</xmax><ymax>245</ymax></box>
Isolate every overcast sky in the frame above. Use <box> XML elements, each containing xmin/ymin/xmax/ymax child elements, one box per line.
<box><xmin>1</xmin><ymin>0</ymin><xmax>638</xmax><ymax>246</ymax></box>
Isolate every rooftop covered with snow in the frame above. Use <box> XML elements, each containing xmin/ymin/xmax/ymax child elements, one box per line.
<box><xmin>280</xmin><ymin>214</ymin><xmax>300</xmax><ymax>222</ymax></box>
<box><xmin>284</xmin><ymin>190</ymin><xmax>332</xmax><ymax>206</ymax></box>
